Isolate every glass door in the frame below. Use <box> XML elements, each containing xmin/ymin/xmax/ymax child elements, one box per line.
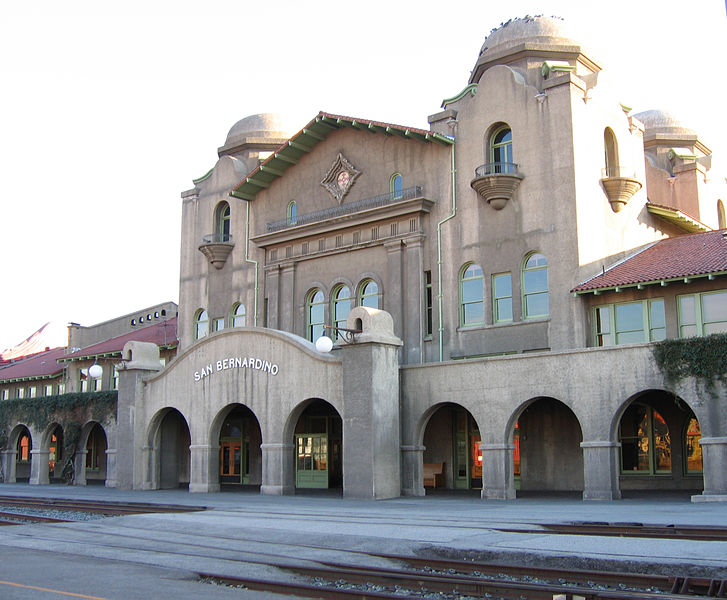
<box><xmin>295</xmin><ymin>434</ymin><xmax>329</xmax><ymax>488</ymax></box>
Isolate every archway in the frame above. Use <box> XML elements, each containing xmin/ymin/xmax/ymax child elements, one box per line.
<box><xmin>46</xmin><ymin>424</ymin><xmax>64</xmax><ymax>483</ymax></box>
<box><xmin>152</xmin><ymin>409</ymin><xmax>191</xmax><ymax>490</ymax></box>
<box><xmin>616</xmin><ymin>390</ymin><xmax>702</xmax><ymax>494</ymax></box>
<box><xmin>422</xmin><ymin>403</ymin><xmax>482</xmax><ymax>490</ymax></box>
<box><xmin>83</xmin><ymin>423</ymin><xmax>108</xmax><ymax>485</ymax></box>
<box><xmin>9</xmin><ymin>425</ymin><xmax>32</xmax><ymax>483</ymax></box>
<box><xmin>213</xmin><ymin>404</ymin><xmax>262</xmax><ymax>489</ymax></box>
<box><xmin>291</xmin><ymin>399</ymin><xmax>342</xmax><ymax>490</ymax></box>
<box><xmin>511</xmin><ymin>397</ymin><xmax>583</xmax><ymax>493</ymax></box>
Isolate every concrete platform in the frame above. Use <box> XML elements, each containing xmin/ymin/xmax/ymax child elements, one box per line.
<box><xmin>0</xmin><ymin>484</ymin><xmax>726</xmax><ymax>599</ymax></box>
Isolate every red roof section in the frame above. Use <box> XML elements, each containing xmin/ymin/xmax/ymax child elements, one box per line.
<box><xmin>572</xmin><ymin>230</ymin><xmax>727</xmax><ymax>293</ymax></box>
<box><xmin>0</xmin><ymin>347</ymin><xmax>66</xmax><ymax>382</ymax></box>
<box><xmin>60</xmin><ymin>317</ymin><xmax>178</xmax><ymax>361</ymax></box>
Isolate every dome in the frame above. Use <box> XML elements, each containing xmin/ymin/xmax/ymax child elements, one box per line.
<box><xmin>223</xmin><ymin>113</ymin><xmax>291</xmax><ymax>149</ymax></box>
<box><xmin>477</xmin><ymin>15</ymin><xmax>580</xmax><ymax>58</ymax></box>
<box><xmin>633</xmin><ymin>109</ymin><xmax>696</xmax><ymax>136</ymax></box>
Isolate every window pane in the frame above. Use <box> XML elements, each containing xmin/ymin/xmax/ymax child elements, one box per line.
<box><xmin>615</xmin><ymin>303</ymin><xmax>644</xmax><ymax>334</ymax></box>
<box><xmin>461</xmin><ymin>279</ymin><xmax>482</xmax><ymax>304</ymax></box>
<box><xmin>495</xmin><ymin>298</ymin><xmax>513</xmax><ymax>322</ymax></box>
<box><xmin>679</xmin><ymin>295</ymin><xmax>696</xmax><ymax>326</ymax></box>
<box><xmin>617</xmin><ymin>330</ymin><xmax>646</xmax><ymax>344</ymax></box>
<box><xmin>652</xmin><ymin>410</ymin><xmax>671</xmax><ymax>472</ymax></box>
<box><xmin>680</xmin><ymin>324</ymin><xmax>698</xmax><ymax>337</ymax></box>
<box><xmin>525</xmin><ymin>253</ymin><xmax>547</xmax><ymax>269</ymax></box>
<box><xmin>702</xmin><ymin>292</ymin><xmax>727</xmax><ymax>324</ymax></box>
<box><xmin>463</xmin><ymin>302</ymin><xmax>484</xmax><ymax>324</ymax></box>
<box><xmin>494</xmin><ymin>273</ymin><xmax>512</xmax><ymax>297</ymax></box>
<box><xmin>649</xmin><ymin>299</ymin><xmax>665</xmax><ymax>329</ymax></box>
<box><xmin>685</xmin><ymin>418</ymin><xmax>703</xmax><ymax>473</ymax></box>
<box><xmin>523</xmin><ymin>269</ymin><xmax>547</xmax><ymax>293</ymax></box>
<box><xmin>525</xmin><ymin>292</ymin><xmax>549</xmax><ymax>317</ymax></box>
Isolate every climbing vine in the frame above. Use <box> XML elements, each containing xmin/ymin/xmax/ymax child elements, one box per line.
<box><xmin>0</xmin><ymin>391</ymin><xmax>117</xmax><ymax>451</ymax></box>
<box><xmin>652</xmin><ymin>333</ymin><xmax>727</xmax><ymax>394</ymax></box>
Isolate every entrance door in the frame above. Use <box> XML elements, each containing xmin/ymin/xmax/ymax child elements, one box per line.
<box><xmin>453</xmin><ymin>409</ymin><xmax>482</xmax><ymax>489</ymax></box>
<box><xmin>295</xmin><ymin>434</ymin><xmax>328</xmax><ymax>488</ymax></box>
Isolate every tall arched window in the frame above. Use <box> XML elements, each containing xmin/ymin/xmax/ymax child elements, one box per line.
<box><xmin>522</xmin><ymin>253</ymin><xmax>549</xmax><ymax>319</ymax></box>
<box><xmin>306</xmin><ymin>289</ymin><xmax>325</xmax><ymax>342</ymax></box>
<box><xmin>332</xmin><ymin>285</ymin><xmax>352</xmax><ymax>341</ymax></box>
<box><xmin>194</xmin><ymin>309</ymin><xmax>209</xmax><ymax>339</ymax></box>
<box><xmin>390</xmin><ymin>173</ymin><xmax>403</xmax><ymax>199</ymax></box>
<box><xmin>604</xmin><ymin>128</ymin><xmax>619</xmax><ymax>177</ymax></box>
<box><xmin>620</xmin><ymin>404</ymin><xmax>671</xmax><ymax>474</ymax></box>
<box><xmin>17</xmin><ymin>432</ymin><xmax>31</xmax><ymax>462</ymax></box>
<box><xmin>215</xmin><ymin>202</ymin><xmax>231</xmax><ymax>242</ymax></box>
<box><xmin>718</xmin><ymin>200</ymin><xmax>726</xmax><ymax>229</ymax></box>
<box><xmin>489</xmin><ymin>125</ymin><xmax>513</xmax><ymax>174</ymax></box>
<box><xmin>231</xmin><ymin>303</ymin><xmax>246</xmax><ymax>327</ymax></box>
<box><xmin>287</xmin><ymin>201</ymin><xmax>298</xmax><ymax>225</ymax></box>
<box><xmin>359</xmin><ymin>279</ymin><xmax>380</xmax><ymax>309</ymax></box>
<box><xmin>460</xmin><ymin>263</ymin><xmax>484</xmax><ymax>326</ymax></box>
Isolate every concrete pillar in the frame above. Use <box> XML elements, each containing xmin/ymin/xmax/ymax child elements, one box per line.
<box><xmin>260</xmin><ymin>442</ymin><xmax>295</xmax><ymax>495</ymax></box>
<box><xmin>141</xmin><ymin>445</ymin><xmax>156</xmax><ymax>490</ymax></box>
<box><xmin>279</xmin><ymin>265</ymin><xmax>296</xmax><ymax>333</ymax></box>
<box><xmin>481</xmin><ymin>443</ymin><xmax>516</xmax><ymax>500</ymax></box>
<box><xmin>74</xmin><ymin>451</ymin><xmax>87</xmax><ymax>485</ymax></box>
<box><xmin>693</xmin><ymin>437</ymin><xmax>727</xmax><ymax>500</ymax></box>
<box><xmin>401</xmin><ymin>445</ymin><xmax>425</xmax><ymax>496</ymax></box>
<box><xmin>264</xmin><ymin>265</ymin><xmax>280</xmax><ymax>330</ymax></box>
<box><xmin>340</xmin><ymin>307</ymin><xmax>403</xmax><ymax>499</ymax></box>
<box><xmin>1</xmin><ymin>450</ymin><xmax>17</xmax><ymax>483</ymax></box>
<box><xmin>580</xmin><ymin>440</ymin><xmax>621</xmax><ymax>500</ymax></box>
<box><xmin>29</xmin><ymin>449</ymin><xmax>50</xmax><ymax>485</ymax></box>
<box><xmin>189</xmin><ymin>444</ymin><xmax>220</xmax><ymax>493</ymax></box>
<box><xmin>403</xmin><ymin>236</ymin><xmax>425</xmax><ymax>365</ymax></box>
<box><xmin>104</xmin><ymin>448</ymin><xmax>118</xmax><ymax>488</ymax></box>
<box><xmin>383</xmin><ymin>241</ymin><xmax>404</xmax><ymax>342</ymax></box>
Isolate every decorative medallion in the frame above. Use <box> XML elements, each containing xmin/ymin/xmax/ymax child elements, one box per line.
<box><xmin>321</xmin><ymin>153</ymin><xmax>360</xmax><ymax>204</ymax></box>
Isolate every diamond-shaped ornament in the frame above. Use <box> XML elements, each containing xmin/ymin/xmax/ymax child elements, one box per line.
<box><xmin>321</xmin><ymin>153</ymin><xmax>360</xmax><ymax>204</ymax></box>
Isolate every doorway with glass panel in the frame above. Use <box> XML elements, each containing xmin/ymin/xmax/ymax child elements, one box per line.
<box><xmin>294</xmin><ymin>399</ymin><xmax>342</xmax><ymax>489</ymax></box>
<box><xmin>218</xmin><ymin>405</ymin><xmax>262</xmax><ymax>486</ymax></box>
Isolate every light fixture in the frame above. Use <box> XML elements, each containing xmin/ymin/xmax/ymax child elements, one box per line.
<box><xmin>88</xmin><ymin>360</ymin><xmax>103</xmax><ymax>379</ymax></box>
<box><xmin>315</xmin><ymin>336</ymin><xmax>334</xmax><ymax>353</ymax></box>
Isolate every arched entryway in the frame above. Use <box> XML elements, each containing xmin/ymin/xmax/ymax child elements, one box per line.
<box><xmin>616</xmin><ymin>390</ymin><xmax>702</xmax><ymax>494</ymax></box>
<box><xmin>82</xmin><ymin>423</ymin><xmax>108</xmax><ymax>485</ymax></box>
<box><xmin>212</xmin><ymin>404</ymin><xmax>262</xmax><ymax>489</ymax></box>
<box><xmin>9</xmin><ymin>425</ymin><xmax>32</xmax><ymax>483</ymax></box>
<box><xmin>510</xmin><ymin>397</ymin><xmax>583</xmax><ymax>494</ymax></box>
<box><xmin>291</xmin><ymin>399</ymin><xmax>342</xmax><ymax>490</ymax></box>
<box><xmin>149</xmin><ymin>408</ymin><xmax>191</xmax><ymax>490</ymax></box>
<box><xmin>421</xmin><ymin>403</ymin><xmax>482</xmax><ymax>490</ymax></box>
<box><xmin>46</xmin><ymin>424</ymin><xmax>64</xmax><ymax>483</ymax></box>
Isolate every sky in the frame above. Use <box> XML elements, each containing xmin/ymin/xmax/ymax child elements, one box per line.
<box><xmin>1</xmin><ymin>0</ymin><xmax>726</xmax><ymax>352</ymax></box>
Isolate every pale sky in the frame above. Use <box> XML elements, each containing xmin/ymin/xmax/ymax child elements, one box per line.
<box><xmin>1</xmin><ymin>0</ymin><xmax>725</xmax><ymax>352</ymax></box>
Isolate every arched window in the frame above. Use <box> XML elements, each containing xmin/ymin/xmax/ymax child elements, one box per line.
<box><xmin>306</xmin><ymin>289</ymin><xmax>325</xmax><ymax>342</ymax></box>
<box><xmin>17</xmin><ymin>432</ymin><xmax>31</xmax><ymax>462</ymax></box>
<box><xmin>718</xmin><ymin>200</ymin><xmax>726</xmax><ymax>229</ymax></box>
<box><xmin>684</xmin><ymin>417</ymin><xmax>703</xmax><ymax>474</ymax></box>
<box><xmin>390</xmin><ymin>173</ymin><xmax>403</xmax><ymax>199</ymax></box>
<box><xmin>359</xmin><ymin>279</ymin><xmax>380</xmax><ymax>309</ymax></box>
<box><xmin>215</xmin><ymin>202</ymin><xmax>231</xmax><ymax>242</ymax></box>
<box><xmin>489</xmin><ymin>125</ymin><xmax>513</xmax><ymax>173</ymax></box>
<box><xmin>231</xmin><ymin>303</ymin><xmax>246</xmax><ymax>327</ymax></box>
<box><xmin>604</xmin><ymin>128</ymin><xmax>619</xmax><ymax>177</ymax></box>
<box><xmin>287</xmin><ymin>201</ymin><xmax>298</xmax><ymax>225</ymax></box>
<box><xmin>332</xmin><ymin>285</ymin><xmax>352</xmax><ymax>341</ymax></box>
<box><xmin>619</xmin><ymin>404</ymin><xmax>671</xmax><ymax>474</ymax></box>
<box><xmin>460</xmin><ymin>263</ymin><xmax>484</xmax><ymax>326</ymax></box>
<box><xmin>194</xmin><ymin>309</ymin><xmax>209</xmax><ymax>340</ymax></box>
<box><xmin>522</xmin><ymin>253</ymin><xmax>549</xmax><ymax>319</ymax></box>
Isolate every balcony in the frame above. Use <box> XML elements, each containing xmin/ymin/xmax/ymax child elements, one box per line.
<box><xmin>198</xmin><ymin>233</ymin><xmax>234</xmax><ymax>270</ymax></box>
<box><xmin>600</xmin><ymin>166</ymin><xmax>642</xmax><ymax>213</ymax></box>
<box><xmin>470</xmin><ymin>163</ymin><xmax>524</xmax><ymax>210</ymax></box>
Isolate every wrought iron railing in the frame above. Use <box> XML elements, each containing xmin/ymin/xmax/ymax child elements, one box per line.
<box><xmin>474</xmin><ymin>162</ymin><xmax>520</xmax><ymax>176</ymax></box>
<box><xmin>201</xmin><ymin>232</ymin><xmax>233</xmax><ymax>244</ymax></box>
<box><xmin>601</xmin><ymin>166</ymin><xmax>637</xmax><ymax>178</ymax></box>
<box><xmin>266</xmin><ymin>186</ymin><xmax>423</xmax><ymax>232</ymax></box>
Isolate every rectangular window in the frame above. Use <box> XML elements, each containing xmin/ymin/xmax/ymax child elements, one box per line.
<box><xmin>424</xmin><ymin>271</ymin><xmax>433</xmax><ymax>337</ymax></box>
<box><xmin>58</xmin><ymin>383</ymin><xmax>65</xmax><ymax>395</ymax></box>
<box><xmin>1</xmin><ymin>389</ymin><xmax>7</xmax><ymax>400</ymax></box>
<box><xmin>43</xmin><ymin>384</ymin><xmax>53</xmax><ymax>396</ymax></box>
<box><xmin>679</xmin><ymin>290</ymin><xmax>727</xmax><ymax>337</ymax></box>
<box><xmin>212</xmin><ymin>317</ymin><xmax>224</xmax><ymax>332</ymax></box>
<box><xmin>492</xmin><ymin>273</ymin><xmax>513</xmax><ymax>323</ymax></box>
<box><xmin>16</xmin><ymin>388</ymin><xmax>24</xmax><ymax>399</ymax></box>
<box><xmin>80</xmin><ymin>369</ymin><xmax>88</xmax><ymax>392</ymax></box>
<box><xmin>594</xmin><ymin>299</ymin><xmax>665</xmax><ymax>346</ymax></box>
<box><xmin>29</xmin><ymin>386</ymin><xmax>37</xmax><ymax>398</ymax></box>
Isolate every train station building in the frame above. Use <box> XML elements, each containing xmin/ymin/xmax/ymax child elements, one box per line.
<box><xmin>2</xmin><ymin>16</ymin><xmax>727</xmax><ymax>501</ymax></box>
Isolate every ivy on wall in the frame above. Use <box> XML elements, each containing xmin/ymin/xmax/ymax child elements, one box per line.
<box><xmin>652</xmin><ymin>333</ymin><xmax>727</xmax><ymax>394</ymax></box>
<box><xmin>0</xmin><ymin>391</ymin><xmax>117</xmax><ymax>451</ymax></box>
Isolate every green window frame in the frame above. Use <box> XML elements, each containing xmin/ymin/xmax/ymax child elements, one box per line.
<box><xmin>489</xmin><ymin>125</ymin><xmax>514</xmax><ymax>173</ymax></box>
<box><xmin>359</xmin><ymin>279</ymin><xmax>380</xmax><ymax>309</ymax></box>
<box><xmin>212</xmin><ymin>317</ymin><xmax>224</xmax><ymax>332</ymax></box>
<box><xmin>194</xmin><ymin>309</ymin><xmax>209</xmax><ymax>340</ymax></box>
<box><xmin>424</xmin><ymin>270</ymin><xmax>433</xmax><ymax>338</ymax></box>
<box><xmin>619</xmin><ymin>403</ymin><xmax>671</xmax><ymax>474</ymax></box>
<box><xmin>492</xmin><ymin>272</ymin><xmax>513</xmax><ymax>323</ymax></box>
<box><xmin>306</xmin><ymin>289</ymin><xmax>325</xmax><ymax>342</ymax></box>
<box><xmin>678</xmin><ymin>289</ymin><xmax>727</xmax><ymax>337</ymax></box>
<box><xmin>287</xmin><ymin>201</ymin><xmax>298</xmax><ymax>225</ymax></box>
<box><xmin>390</xmin><ymin>173</ymin><xmax>403</xmax><ymax>199</ymax></box>
<box><xmin>232</xmin><ymin>303</ymin><xmax>246</xmax><ymax>327</ymax></box>
<box><xmin>594</xmin><ymin>299</ymin><xmax>665</xmax><ymax>346</ymax></box>
<box><xmin>215</xmin><ymin>202</ymin><xmax>231</xmax><ymax>242</ymax></box>
<box><xmin>459</xmin><ymin>263</ymin><xmax>484</xmax><ymax>326</ymax></box>
<box><xmin>332</xmin><ymin>285</ymin><xmax>351</xmax><ymax>342</ymax></box>
<box><xmin>522</xmin><ymin>253</ymin><xmax>549</xmax><ymax>319</ymax></box>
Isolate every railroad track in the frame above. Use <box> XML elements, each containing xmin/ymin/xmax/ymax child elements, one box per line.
<box><xmin>502</xmin><ymin>522</ymin><xmax>727</xmax><ymax>542</ymax></box>
<box><xmin>0</xmin><ymin>495</ymin><xmax>205</xmax><ymax>516</ymax></box>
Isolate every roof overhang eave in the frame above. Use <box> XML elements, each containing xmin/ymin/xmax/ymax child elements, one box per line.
<box><xmin>572</xmin><ymin>270</ymin><xmax>727</xmax><ymax>296</ymax></box>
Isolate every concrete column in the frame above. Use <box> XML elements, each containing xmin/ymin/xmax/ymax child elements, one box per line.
<box><xmin>1</xmin><ymin>450</ymin><xmax>17</xmax><ymax>483</ymax></box>
<box><xmin>279</xmin><ymin>265</ymin><xmax>296</xmax><ymax>333</ymax></box>
<box><xmin>693</xmin><ymin>437</ymin><xmax>727</xmax><ymax>501</ymax></box>
<box><xmin>383</xmin><ymin>240</ymin><xmax>404</xmax><ymax>341</ymax></box>
<box><xmin>403</xmin><ymin>236</ymin><xmax>425</xmax><ymax>365</ymax></box>
<box><xmin>141</xmin><ymin>445</ymin><xmax>157</xmax><ymax>490</ymax></box>
<box><xmin>401</xmin><ymin>445</ymin><xmax>425</xmax><ymax>496</ymax></box>
<box><xmin>580</xmin><ymin>441</ymin><xmax>621</xmax><ymax>500</ymax></box>
<box><xmin>29</xmin><ymin>449</ymin><xmax>50</xmax><ymax>485</ymax></box>
<box><xmin>260</xmin><ymin>442</ymin><xmax>295</xmax><ymax>495</ymax></box>
<box><xmin>189</xmin><ymin>444</ymin><xmax>220</xmax><ymax>493</ymax></box>
<box><xmin>341</xmin><ymin>307</ymin><xmax>403</xmax><ymax>499</ymax></box>
<box><xmin>481</xmin><ymin>443</ymin><xmax>516</xmax><ymax>500</ymax></box>
<box><xmin>104</xmin><ymin>448</ymin><xmax>118</xmax><ymax>488</ymax></box>
<box><xmin>74</xmin><ymin>451</ymin><xmax>87</xmax><ymax>485</ymax></box>
<box><xmin>264</xmin><ymin>265</ymin><xmax>280</xmax><ymax>330</ymax></box>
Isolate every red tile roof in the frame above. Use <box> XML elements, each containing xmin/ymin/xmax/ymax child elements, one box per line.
<box><xmin>572</xmin><ymin>230</ymin><xmax>727</xmax><ymax>293</ymax></box>
<box><xmin>59</xmin><ymin>317</ymin><xmax>178</xmax><ymax>362</ymax></box>
<box><xmin>0</xmin><ymin>347</ymin><xmax>66</xmax><ymax>382</ymax></box>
